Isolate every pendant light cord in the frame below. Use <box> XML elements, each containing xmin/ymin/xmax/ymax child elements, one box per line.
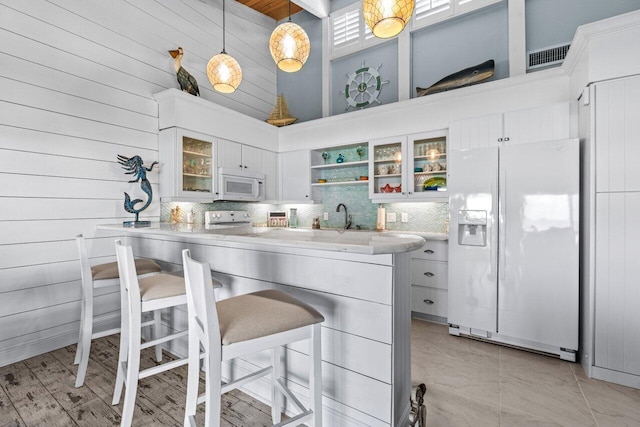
<box><xmin>221</xmin><ymin>0</ymin><xmax>227</xmax><ymax>54</ymax></box>
<box><xmin>288</xmin><ymin>0</ymin><xmax>291</xmax><ymax>22</ymax></box>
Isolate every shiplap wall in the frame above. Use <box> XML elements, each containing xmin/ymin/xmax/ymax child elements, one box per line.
<box><xmin>0</xmin><ymin>0</ymin><xmax>276</xmax><ymax>366</ymax></box>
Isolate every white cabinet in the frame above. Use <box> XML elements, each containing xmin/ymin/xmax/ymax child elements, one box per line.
<box><xmin>279</xmin><ymin>150</ymin><xmax>311</xmax><ymax>202</ymax></box>
<box><xmin>260</xmin><ymin>150</ymin><xmax>278</xmax><ymax>201</ymax></box>
<box><xmin>410</xmin><ymin>240</ymin><xmax>448</xmax><ymax>320</ymax></box>
<box><xmin>216</xmin><ymin>139</ymin><xmax>277</xmax><ymax>200</ymax></box>
<box><xmin>369</xmin><ymin>130</ymin><xmax>448</xmax><ymax>203</ymax></box>
<box><xmin>159</xmin><ymin>128</ymin><xmax>217</xmax><ymax>201</ymax></box>
<box><xmin>587</xmin><ymin>76</ymin><xmax>640</xmax><ymax>386</ymax></box>
<box><xmin>217</xmin><ymin>140</ymin><xmax>268</xmax><ymax>172</ymax></box>
<box><xmin>595</xmin><ymin>192</ymin><xmax>640</xmax><ymax>376</ymax></box>
<box><xmin>595</xmin><ymin>77</ymin><xmax>640</xmax><ymax>193</ymax></box>
<box><xmin>450</xmin><ymin>102</ymin><xmax>572</xmax><ymax>151</ymax></box>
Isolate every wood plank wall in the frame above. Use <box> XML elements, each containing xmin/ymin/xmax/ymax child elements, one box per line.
<box><xmin>0</xmin><ymin>0</ymin><xmax>276</xmax><ymax>367</ymax></box>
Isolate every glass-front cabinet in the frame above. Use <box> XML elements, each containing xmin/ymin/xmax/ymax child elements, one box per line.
<box><xmin>369</xmin><ymin>130</ymin><xmax>447</xmax><ymax>202</ymax></box>
<box><xmin>159</xmin><ymin>128</ymin><xmax>217</xmax><ymax>201</ymax></box>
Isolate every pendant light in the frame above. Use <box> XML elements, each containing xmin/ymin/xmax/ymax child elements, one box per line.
<box><xmin>207</xmin><ymin>0</ymin><xmax>242</xmax><ymax>93</ymax></box>
<box><xmin>362</xmin><ymin>0</ymin><xmax>415</xmax><ymax>39</ymax></box>
<box><xmin>269</xmin><ymin>0</ymin><xmax>310</xmax><ymax>73</ymax></box>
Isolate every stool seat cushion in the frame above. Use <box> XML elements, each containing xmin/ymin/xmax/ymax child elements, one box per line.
<box><xmin>139</xmin><ymin>273</ymin><xmax>186</xmax><ymax>301</ymax></box>
<box><xmin>217</xmin><ymin>290</ymin><xmax>324</xmax><ymax>345</ymax></box>
<box><xmin>91</xmin><ymin>258</ymin><xmax>161</xmax><ymax>281</ymax></box>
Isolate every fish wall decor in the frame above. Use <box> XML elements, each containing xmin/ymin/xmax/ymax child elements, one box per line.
<box><xmin>416</xmin><ymin>59</ymin><xmax>495</xmax><ymax>97</ymax></box>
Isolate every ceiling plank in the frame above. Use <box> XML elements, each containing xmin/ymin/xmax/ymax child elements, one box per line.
<box><xmin>236</xmin><ymin>0</ymin><xmax>304</xmax><ymax>21</ymax></box>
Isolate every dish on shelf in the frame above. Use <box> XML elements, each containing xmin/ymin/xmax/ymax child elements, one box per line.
<box><xmin>380</xmin><ymin>183</ymin><xmax>393</xmax><ymax>193</ymax></box>
<box><xmin>359</xmin><ymin>176</ymin><xmax>369</xmax><ymax>180</ymax></box>
<box><xmin>317</xmin><ymin>179</ymin><xmax>327</xmax><ymax>183</ymax></box>
<box><xmin>423</xmin><ymin>177</ymin><xmax>446</xmax><ymax>191</ymax></box>
<box><xmin>394</xmin><ymin>185</ymin><xmax>402</xmax><ymax>192</ymax></box>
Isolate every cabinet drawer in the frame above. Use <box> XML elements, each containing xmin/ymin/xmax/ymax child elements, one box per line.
<box><xmin>411</xmin><ymin>260</ymin><xmax>448</xmax><ymax>289</ymax></box>
<box><xmin>411</xmin><ymin>286</ymin><xmax>448</xmax><ymax>318</ymax></box>
<box><xmin>411</xmin><ymin>240</ymin><xmax>448</xmax><ymax>261</ymax></box>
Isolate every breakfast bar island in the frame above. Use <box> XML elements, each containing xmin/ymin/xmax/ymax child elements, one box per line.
<box><xmin>97</xmin><ymin>223</ymin><xmax>424</xmax><ymax>426</ymax></box>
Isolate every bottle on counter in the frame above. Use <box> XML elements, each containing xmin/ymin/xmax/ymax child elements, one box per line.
<box><xmin>376</xmin><ymin>204</ymin><xmax>386</xmax><ymax>231</ymax></box>
<box><xmin>312</xmin><ymin>216</ymin><xmax>320</xmax><ymax>229</ymax></box>
<box><xmin>186</xmin><ymin>208</ymin><xmax>194</xmax><ymax>224</ymax></box>
<box><xmin>289</xmin><ymin>208</ymin><xmax>297</xmax><ymax>228</ymax></box>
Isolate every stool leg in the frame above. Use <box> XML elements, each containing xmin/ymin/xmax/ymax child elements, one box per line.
<box><xmin>271</xmin><ymin>345</ymin><xmax>283</xmax><ymax>424</ymax></box>
<box><xmin>183</xmin><ymin>322</ymin><xmax>200</xmax><ymax>426</ymax></box>
<box><xmin>309</xmin><ymin>323</ymin><xmax>322</xmax><ymax>427</ymax></box>
<box><xmin>112</xmin><ymin>291</ymin><xmax>130</xmax><ymax>405</ymax></box>
<box><xmin>121</xmin><ymin>310</ymin><xmax>142</xmax><ymax>427</ymax></box>
<box><xmin>153</xmin><ymin>309</ymin><xmax>163</xmax><ymax>362</ymax></box>
<box><xmin>204</xmin><ymin>348</ymin><xmax>221</xmax><ymax>427</ymax></box>
<box><xmin>74</xmin><ymin>293</ymin><xmax>93</xmax><ymax>388</ymax></box>
<box><xmin>73</xmin><ymin>291</ymin><xmax>86</xmax><ymax>366</ymax></box>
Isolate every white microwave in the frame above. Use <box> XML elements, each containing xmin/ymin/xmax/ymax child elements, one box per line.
<box><xmin>217</xmin><ymin>168</ymin><xmax>265</xmax><ymax>202</ymax></box>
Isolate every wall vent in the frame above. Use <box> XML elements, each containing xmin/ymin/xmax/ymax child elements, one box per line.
<box><xmin>527</xmin><ymin>43</ymin><xmax>571</xmax><ymax>70</ymax></box>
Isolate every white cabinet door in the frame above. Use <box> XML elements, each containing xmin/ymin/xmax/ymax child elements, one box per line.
<box><xmin>503</xmin><ymin>102</ymin><xmax>572</xmax><ymax>146</ymax></box>
<box><xmin>595</xmin><ymin>192</ymin><xmax>640</xmax><ymax>375</ymax></box>
<box><xmin>261</xmin><ymin>150</ymin><xmax>277</xmax><ymax>201</ymax></box>
<box><xmin>280</xmin><ymin>150</ymin><xmax>311</xmax><ymax>201</ymax></box>
<box><xmin>450</xmin><ymin>103</ymin><xmax>572</xmax><ymax>151</ymax></box>
<box><xmin>217</xmin><ymin>139</ymin><xmax>242</xmax><ymax>171</ymax></box>
<box><xmin>449</xmin><ymin>113</ymin><xmax>502</xmax><ymax>151</ymax></box>
<box><xmin>159</xmin><ymin>127</ymin><xmax>217</xmax><ymax>201</ymax></box>
<box><xmin>241</xmin><ymin>145</ymin><xmax>263</xmax><ymax>172</ymax></box>
<box><xmin>595</xmin><ymin>77</ymin><xmax>640</xmax><ymax>193</ymax></box>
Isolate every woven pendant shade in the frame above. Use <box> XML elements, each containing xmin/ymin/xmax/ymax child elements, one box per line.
<box><xmin>269</xmin><ymin>1</ymin><xmax>310</xmax><ymax>73</ymax></box>
<box><xmin>207</xmin><ymin>52</ymin><xmax>242</xmax><ymax>93</ymax></box>
<box><xmin>269</xmin><ymin>21</ymin><xmax>310</xmax><ymax>72</ymax></box>
<box><xmin>207</xmin><ymin>0</ymin><xmax>242</xmax><ymax>93</ymax></box>
<box><xmin>362</xmin><ymin>0</ymin><xmax>415</xmax><ymax>39</ymax></box>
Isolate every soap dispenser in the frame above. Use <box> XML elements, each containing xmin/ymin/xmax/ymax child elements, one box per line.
<box><xmin>289</xmin><ymin>208</ymin><xmax>298</xmax><ymax>228</ymax></box>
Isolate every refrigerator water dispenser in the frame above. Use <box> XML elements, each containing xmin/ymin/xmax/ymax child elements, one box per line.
<box><xmin>457</xmin><ymin>210</ymin><xmax>487</xmax><ymax>246</ymax></box>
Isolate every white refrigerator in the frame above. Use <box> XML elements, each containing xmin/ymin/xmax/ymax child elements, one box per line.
<box><xmin>448</xmin><ymin>139</ymin><xmax>579</xmax><ymax>361</ymax></box>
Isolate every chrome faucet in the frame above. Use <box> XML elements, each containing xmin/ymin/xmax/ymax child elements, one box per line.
<box><xmin>336</xmin><ymin>203</ymin><xmax>352</xmax><ymax>229</ymax></box>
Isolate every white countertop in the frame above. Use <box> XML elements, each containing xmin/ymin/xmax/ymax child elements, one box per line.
<box><xmin>97</xmin><ymin>223</ymin><xmax>427</xmax><ymax>255</ymax></box>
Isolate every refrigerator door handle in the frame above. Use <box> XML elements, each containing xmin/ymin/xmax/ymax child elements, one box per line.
<box><xmin>490</xmin><ymin>170</ymin><xmax>498</xmax><ymax>278</ymax></box>
<box><xmin>498</xmin><ymin>165</ymin><xmax>506</xmax><ymax>282</ymax></box>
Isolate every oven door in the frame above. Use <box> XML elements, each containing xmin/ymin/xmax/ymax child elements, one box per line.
<box><xmin>217</xmin><ymin>169</ymin><xmax>265</xmax><ymax>201</ymax></box>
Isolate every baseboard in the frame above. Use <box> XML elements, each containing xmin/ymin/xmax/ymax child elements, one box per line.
<box><xmin>411</xmin><ymin>311</ymin><xmax>447</xmax><ymax>324</ymax></box>
<box><xmin>592</xmin><ymin>366</ymin><xmax>640</xmax><ymax>390</ymax></box>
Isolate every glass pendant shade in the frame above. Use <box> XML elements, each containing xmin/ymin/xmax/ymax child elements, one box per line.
<box><xmin>363</xmin><ymin>0</ymin><xmax>415</xmax><ymax>39</ymax></box>
<box><xmin>269</xmin><ymin>21</ymin><xmax>310</xmax><ymax>73</ymax></box>
<box><xmin>207</xmin><ymin>52</ymin><xmax>242</xmax><ymax>93</ymax></box>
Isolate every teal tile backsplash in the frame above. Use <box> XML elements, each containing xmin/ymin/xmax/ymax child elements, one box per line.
<box><xmin>161</xmin><ymin>185</ymin><xmax>449</xmax><ymax>233</ymax></box>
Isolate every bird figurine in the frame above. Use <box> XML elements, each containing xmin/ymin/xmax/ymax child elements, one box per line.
<box><xmin>168</xmin><ymin>47</ymin><xmax>200</xmax><ymax>96</ymax></box>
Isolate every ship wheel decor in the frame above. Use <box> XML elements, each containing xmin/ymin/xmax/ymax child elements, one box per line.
<box><xmin>341</xmin><ymin>61</ymin><xmax>389</xmax><ymax>111</ymax></box>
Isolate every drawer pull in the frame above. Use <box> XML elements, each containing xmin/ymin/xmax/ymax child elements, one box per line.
<box><xmin>423</xmin><ymin>299</ymin><xmax>434</xmax><ymax>305</ymax></box>
<box><xmin>424</xmin><ymin>249</ymin><xmax>435</xmax><ymax>254</ymax></box>
<box><xmin>423</xmin><ymin>272</ymin><xmax>434</xmax><ymax>277</ymax></box>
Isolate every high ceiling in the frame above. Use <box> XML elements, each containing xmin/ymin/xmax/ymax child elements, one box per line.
<box><xmin>236</xmin><ymin>0</ymin><xmax>303</xmax><ymax>21</ymax></box>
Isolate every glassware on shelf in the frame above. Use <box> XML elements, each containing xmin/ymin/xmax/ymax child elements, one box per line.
<box><xmin>322</xmin><ymin>152</ymin><xmax>329</xmax><ymax>164</ymax></box>
<box><xmin>356</xmin><ymin>146</ymin><xmax>364</xmax><ymax>160</ymax></box>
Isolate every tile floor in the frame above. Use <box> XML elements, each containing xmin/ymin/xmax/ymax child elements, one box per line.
<box><xmin>411</xmin><ymin>319</ymin><xmax>640</xmax><ymax>426</ymax></box>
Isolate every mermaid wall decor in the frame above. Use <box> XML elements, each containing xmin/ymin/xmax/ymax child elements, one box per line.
<box><xmin>117</xmin><ymin>155</ymin><xmax>158</xmax><ymax>227</ymax></box>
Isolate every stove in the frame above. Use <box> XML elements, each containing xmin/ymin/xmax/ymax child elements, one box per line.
<box><xmin>204</xmin><ymin>210</ymin><xmax>252</xmax><ymax>228</ymax></box>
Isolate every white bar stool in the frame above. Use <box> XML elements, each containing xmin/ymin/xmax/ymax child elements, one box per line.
<box><xmin>74</xmin><ymin>234</ymin><xmax>163</xmax><ymax>388</ymax></box>
<box><xmin>113</xmin><ymin>240</ymin><xmax>190</xmax><ymax>427</ymax></box>
<box><xmin>182</xmin><ymin>249</ymin><xmax>324</xmax><ymax>427</ymax></box>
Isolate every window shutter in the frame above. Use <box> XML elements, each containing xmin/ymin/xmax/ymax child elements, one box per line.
<box><xmin>333</xmin><ymin>9</ymin><xmax>360</xmax><ymax>48</ymax></box>
<box><xmin>414</xmin><ymin>0</ymin><xmax>451</xmax><ymax>23</ymax></box>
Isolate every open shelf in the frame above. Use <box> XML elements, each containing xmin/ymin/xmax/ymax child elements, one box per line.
<box><xmin>311</xmin><ymin>160</ymin><xmax>368</xmax><ymax>170</ymax></box>
<box><xmin>312</xmin><ymin>180</ymin><xmax>368</xmax><ymax>187</ymax></box>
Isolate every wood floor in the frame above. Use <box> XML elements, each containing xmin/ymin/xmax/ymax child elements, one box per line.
<box><xmin>0</xmin><ymin>334</ymin><xmax>275</xmax><ymax>426</ymax></box>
